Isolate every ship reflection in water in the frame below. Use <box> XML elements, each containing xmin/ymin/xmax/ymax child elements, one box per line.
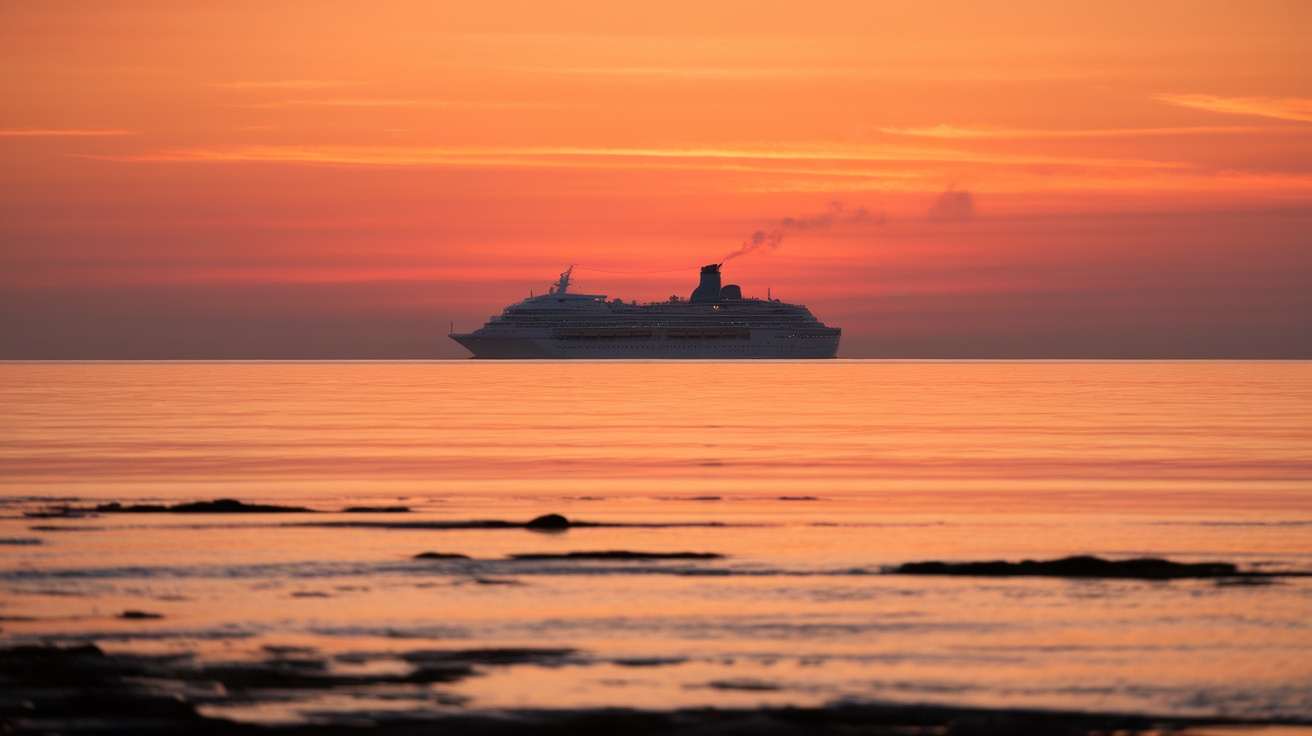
<box><xmin>450</xmin><ymin>264</ymin><xmax>841</xmax><ymax>359</ymax></box>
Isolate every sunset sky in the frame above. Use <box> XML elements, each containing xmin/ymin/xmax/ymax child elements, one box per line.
<box><xmin>2</xmin><ymin>0</ymin><xmax>1309</xmax><ymax>358</ymax></box>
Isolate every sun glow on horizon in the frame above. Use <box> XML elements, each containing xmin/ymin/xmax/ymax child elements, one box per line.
<box><xmin>2</xmin><ymin>0</ymin><xmax>1310</xmax><ymax>358</ymax></box>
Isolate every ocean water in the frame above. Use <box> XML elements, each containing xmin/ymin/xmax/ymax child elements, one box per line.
<box><xmin>2</xmin><ymin>360</ymin><xmax>1311</xmax><ymax>724</ymax></box>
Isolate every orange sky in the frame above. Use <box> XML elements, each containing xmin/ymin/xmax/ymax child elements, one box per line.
<box><xmin>1</xmin><ymin>0</ymin><xmax>1310</xmax><ymax>357</ymax></box>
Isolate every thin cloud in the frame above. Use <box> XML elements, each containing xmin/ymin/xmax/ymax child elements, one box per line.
<box><xmin>876</xmin><ymin>124</ymin><xmax>1277</xmax><ymax>139</ymax></box>
<box><xmin>213</xmin><ymin>80</ymin><xmax>358</xmax><ymax>90</ymax></box>
<box><xmin>221</xmin><ymin>98</ymin><xmax>554</xmax><ymax>110</ymax></box>
<box><xmin>83</xmin><ymin>143</ymin><xmax>1189</xmax><ymax>171</ymax></box>
<box><xmin>220</xmin><ymin>98</ymin><xmax>448</xmax><ymax>109</ymax></box>
<box><xmin>528</xmin><ymin>65</ymin><xmax>884</xmax><ymax>80</ymax></box>
<box><xmin>1154</xmin><ymin>94</ymin><xmax>1312</xmax><ymax>123</ymax></box>
<box><xmin>0</xmin><ymin>129</ymin><xmax>135</xmax><ymax>136</ymax></box>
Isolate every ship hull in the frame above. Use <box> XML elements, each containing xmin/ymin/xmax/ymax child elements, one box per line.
<box><xmin>450</xmin><ymin>330</ymin><xmax>839</xmax><ymax>359</ymax></box>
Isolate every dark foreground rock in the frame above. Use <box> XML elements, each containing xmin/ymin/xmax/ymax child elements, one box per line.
<box><xmin>889</xmin><ymin>555</ymin><xmax>1303</xmax><ymax>580</ymax></box>
<box><xmin>508</xmin><ymin>551</ymin><xmax>724</xmax><ymax>561</ymax></box>
<box><xmin>413</xmin><ymin>551</ymin><xmax>470</xmax><ymax>559</ymax></box>
<box><xmin>3</xmin><ymin>644</ymin><xmax>1306</xmax><ymax>736</ymax></box>
<box><xmin>95</xmin><ymin>499</ymin><xmax>315</xmax><ymax>514</ymax></box>
<box><xmin>0</xmin><ymin>644</ymin><xmax>203</xmax><ymax>730</ymax></box>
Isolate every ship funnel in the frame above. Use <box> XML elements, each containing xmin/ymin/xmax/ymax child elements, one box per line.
<box><xmin>689</xmin><ymin>263</ymin><xmax>722</xmax><ymax>303</ymax></box>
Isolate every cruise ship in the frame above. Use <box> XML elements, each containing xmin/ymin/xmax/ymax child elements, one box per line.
<box><xmin>449</xmin><ymin>264</ymin><xmax>840</xmax><ymax>359</ymax></box>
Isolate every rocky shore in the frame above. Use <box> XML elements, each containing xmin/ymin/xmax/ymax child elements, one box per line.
<box><xmin>4</xmin><ymin>643</ymin><xmax>1307</xmax><ymax>736</ymax></box>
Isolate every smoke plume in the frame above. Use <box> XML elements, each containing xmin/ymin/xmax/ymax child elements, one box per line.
<box><xmin>722</xmin><ymin>202</ymin><xmax>878</xmax><ymax>262</ymax></box>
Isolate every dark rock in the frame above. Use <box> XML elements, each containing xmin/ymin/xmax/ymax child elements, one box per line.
<box><xmin>0</xmin><ymin>643</ymin><xmax>105</xmax><ymax>668</ymax></box>
<box><xmin>890</xmin><ymin>555</ymin><xmax>1252</xmax><ymax>580</ymax></box>
<box><xmin>525</xmin><ymin>513</ymin><xmax>570</xmax><ymax>530</ymax></box>
<box><xmin>95</xmin><ymin>498</ymin><xmax>314</xmax><ymax>514</ymax></box>
<box><xmin>414</xmin><ymin>551</ymin><xmax>471</xmax><ymax>559</ymax></box>
<box><xmin>170</xmin><ymin>498</ymin><xmax>314</xmax><ymax>513</ymax></box>
<box><xmin>509</xmin><ymin>551</ymin><xmax>723</xmax><ymax>561</ymax></box>
<box><xmin>0</xmin><ymin>644</ymin><xmax>201</xmax><ymax>723</ymax></box>
<box><xmin>118</xmin><ymin>609</ymin><xmax>164</xmax><ymax>619</ymax></box>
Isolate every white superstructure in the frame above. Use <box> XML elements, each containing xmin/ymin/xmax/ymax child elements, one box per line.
<box><xmin>449</xmin><ymin>264</ymin><xmax>841</xmax><ymax>359</ymax></box>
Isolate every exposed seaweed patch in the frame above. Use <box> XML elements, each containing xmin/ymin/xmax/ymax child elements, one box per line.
<box><xmin>888</xmin><ymin>555</ymin><xmax>1307</xmax><ymax>580</ymax></box>
<box><xmin>1215</xmin><ymin>577</ymin><xmax>1280</xmax><ymax>587</ymax></box>
<box><xmin>191</xmin><ymin>661</ymin><xmax>377</xmax><ymax>691</ymax></box>
<box><xmin>613</xmin><ymin>657</ymin><xmax>688</xmax><ymax>668</ymax></box>
<box><xmin>401</xmin><ymin>647</ymin><xmax>577</xmax><ymax>666</ymax></box>
<box><xmin>17</xmin><ymin>587</ymin><xmax>93</xmax><ymax>597</ymax></box>
<box><xmin>21</xmin><ymin>505</ymin><xmax>93</xmax><ymax>519</ymax></box>
<box><xmin>302</xmin><ymin>519</ymin><xmax>534</xmax><ymax>530</ymax></box>
<box><xmin>264</xmin><ymin>644</ymin><xmax>317</xmax><ymax>656</ymax></box>
<box><xmin>705</xmin><ymin>678</ymin><xmax>782</xmax><ymax>691</ymax></box>
<box><xmin>291</xmin><ymin>517</ymin><xmax>739</xmax><ymax>530</ymax></box>
<box><xmin>180</xmin><ymin>653</ymin><xmax>479</xmax><ymax>691</ymax></box>
<box><xmin>342</xmin><ymin>505</ymin><xmax>411</xmax><ymax>513</ymax></box>
<box><xmin>96</xmin><ymin>499</ymin><xmax>315</xmax><ymax>514</ymax></box>
<box><xmin>508</xmin><ymin>551</ymin><xmax>724</xmax><ymax>561</ymax></box>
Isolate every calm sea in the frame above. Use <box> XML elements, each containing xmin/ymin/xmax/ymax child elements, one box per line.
<box><xmin>2</xmin><ymin>361</ymin><xmax>1311</xmax><ymax>723</ymax></box>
